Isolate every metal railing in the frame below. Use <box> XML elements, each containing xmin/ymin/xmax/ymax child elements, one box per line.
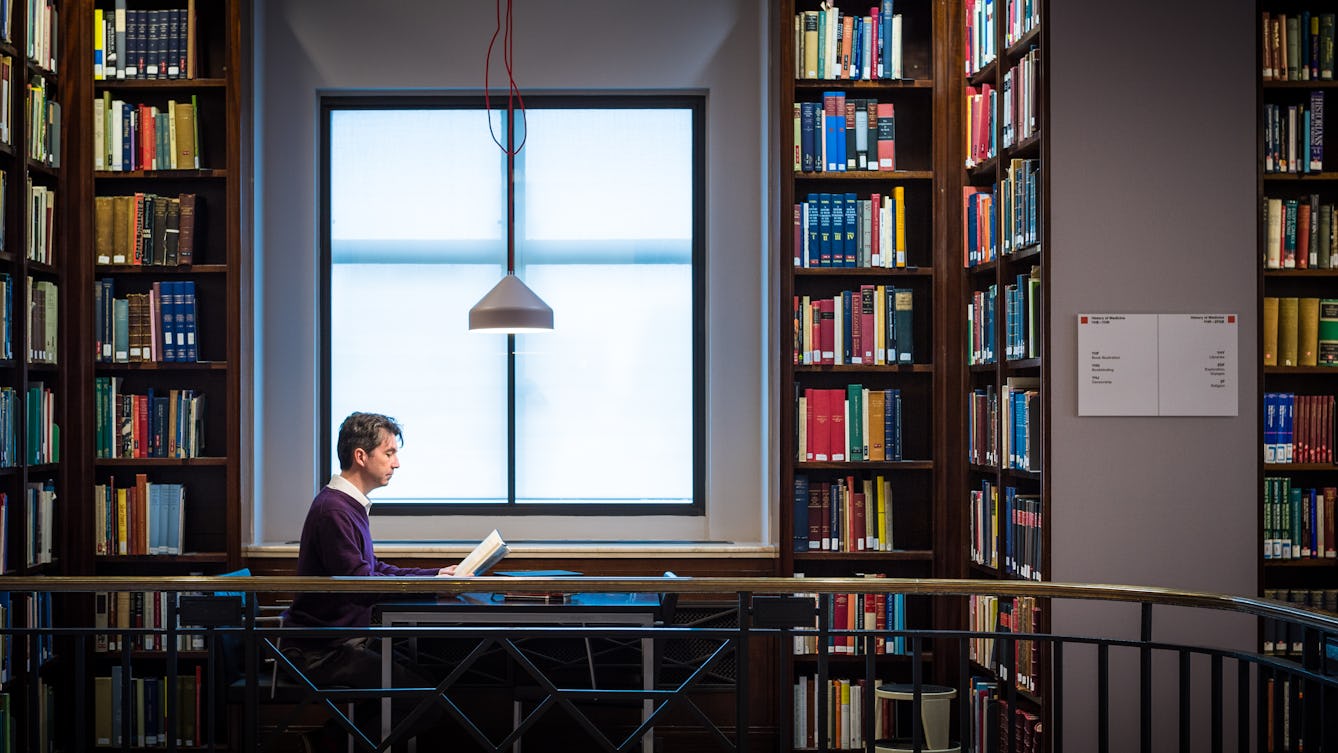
<box><xmin>0</xmin><ymin>576</ymin><xmax>1335</xmax><ymax>753</ymax></box>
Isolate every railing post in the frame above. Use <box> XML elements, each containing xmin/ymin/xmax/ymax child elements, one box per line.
<box><xmin>817</xmin><ymin>595</ymin><xmax>829</xmax><ymax>753</ymax></box>
<box><xmin>1098</xmin><ymin>642</ymin><xmax>1109</xmax><ymax>753</ymax></box>
<box><xmin>243</xmin><ymin>593</ymin><xmax>258</xmax><ymax>753</ymax></box>
<box><xmin>1178</xmin><ymin>650</ymin><xmax>1190</xmax><ymax>753</ymax></box>
<box><xmin>1210</xmin><ymin>653</ymin><xmax>1221</xmax><ymax>753</ymax></box>
<box><xmin>1140</xmin><ymin>602</ymin><xmax>1152</xmax><ymax>753</ymax></box>
<box><xmin>75</xmin><ymin>631</ymin><xmax>87</xmax><ymax>753</ymax></box>
<box><xmin>736</xmin><ymin>591</ymin><xmax>750</xmax><ymax>753</ymax></box>
<box><xmin>167</xmin><ymin>591</ymin><xmax>178</xmax><ymax>753</ymax></box>
<box><xmin>1053</xmin><ymin>640</ymin><xmax>1063</xmax><ymax>753</ymax></box>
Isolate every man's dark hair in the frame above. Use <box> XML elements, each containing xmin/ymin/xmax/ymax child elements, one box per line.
<box><xmin>336</xmin><ymin>412</ymin><xmax>403</xmax><ymax>470</ymax></box>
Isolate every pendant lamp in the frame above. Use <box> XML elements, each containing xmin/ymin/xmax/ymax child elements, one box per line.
<box><xmin>468</xmin><ymin>0</ymin><xmax>553</xmax><ymax>333</ymax></box>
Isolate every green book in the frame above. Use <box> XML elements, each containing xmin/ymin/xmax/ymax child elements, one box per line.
<box><xmin>846</xmin><ymin>384</ymin><xmax>864</xmax><ymax>461</ymax></box>
<box><xmin>1322</xmin><ymin>14</ymin><xmax>1336</xmax><ymax>80</ymax></box>
<box><xmin>1318</xmin><ymin>299</ymin><xmax>1338</xmax><ymax>365</ymax></box>
<box><xmin>1287</xmin><ymin>15</ymin><xmax>1301</xmax><ymax>81</ymax></box>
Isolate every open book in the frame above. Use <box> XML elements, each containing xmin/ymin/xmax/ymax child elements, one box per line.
<box><xmin>454</xmin><ymin>529</ymin><xmax>510</xmax><ymax>577</ymax></box>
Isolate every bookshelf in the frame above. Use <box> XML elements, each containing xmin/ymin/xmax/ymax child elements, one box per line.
<box><xmin>1256</xmin><ymin>7</ymin><xmax>1338</xmax><ymax>652</ymax></box>
<box><xmin>777</xmin><ymin>0</ymin><xmax>955</xmax><ymax>749</ymax></box>
<box><xmin>960</xmin><ymin>0</ymin><xmax>1047</xmax><ymax>748</ymax></box>
<box><xmin>65</xmin><ymin>0</ymin><xmax>243</xmax><ymax>575</ymax></box>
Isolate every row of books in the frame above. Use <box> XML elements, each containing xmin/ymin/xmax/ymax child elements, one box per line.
<box><xmin>1264</xmin><ymin>297</ymin><xmax>1338</xmax><ymax>368</ymax></box>
<box><xmin>963</xmin><ymin>0</ymin><xmax>995</xmax><ymax>76</ymax></box>
<box><xmin>794</xmin><ymin>474</ymin><xmax>896</xmax><ymax>553</ymax></box>
<box><xmin>95</xmin><ymin>669</ymin><xmax>205</xmax><ymax>748</ymax></box>
<box><xmin>95</xmin><ymin>193</ymin><xmax>199</xmax><ymax>267</ymax></box>
<box><xmin>793</xmin><ymin>189</ymin><xmax>907</xmax><ymax>268</ymax></box>
<box><xmin>962</xmin><ymin>159</ymin><xmax>1042</xmax><ymax>267</ymax></box>
<box><xmin>95</xmin><ymin>280</ymin><xmax>200</xmax><ymax>363</ymax></box>
<box><xmin>0</xmin><ymin>389</ymin><xmax>13</xmax><ymax>468</ymax></box>
<box><xmin>26</xmin><ymin>382</ymin><xmax>56</xmax><ymax>465</ymax></box>
<box><xmin>1263</xmin><ymin>391</ymin><xmax>1334</xmax><ymax>465</ymax></box>
<box><xmin>0</xmin><ymin>56</ymin><xmax>11</xmax><ymax>147</ymax></box>
<box><xmin>797</xmin><ymin>386</ymin><xmax>905</xmax><ymax>464</ymax></box>
<box><xmin>970</xmin><ymin>481</ymin><xmax>1043</xmax><ymax>581</ymax></box>
<box><xmin>791</xmin><ymin>583</ymin><xmax>908</xmax><ymax>656</ymax></box>
<box><xmin>25</xmin><ymin>481</ymin><xmax>53</xmax><ymax>566</ymax></box>
<box><xmin>1263</xmin><ymin>195</ymin><xmax>1338</xmax><ymax>270</ymax></box>
<box><xmin>968</xmin><ymin>594</ymin><xmax>1040</xmax><ymax>694</ymax></box>
<box><xmin>1003</xmin><ymin>267</ymin><xmax>1040</xmax><ymax>360</ymax></box>
<box><xmin>1263</xmin><ymin>588</ymin><xmax>1338</xmax><ymax>656</ymax></box>
<box><xmin>1261</xmin><ymin>11</ymin><xmax>1337</xmax><ymax>82</ymax></box>
<box><xmin>968</xmin><ymin>378</ymin><xmax>1040</xmax><ymax>471</ymax></box>
<box><xmin>791</xmin><ymin>676</ymin><xmax>894</xmax><ymax>750</ymax></box>
<box><xmin>95</xmin><ymin>591</ymin><xmax>203</xmax><ymax>652</ymax></box>
<box><xmin>93</xmin><ymin>477</ymin><xmax>187</xmax><ymax>557</ymax></box>
<box><xmin>795</xmin><ymin>95</ymin><xmax>896</xmax><ymax>173</ymax></box>
<box><xmin>94</xmin><ymin>1</ymin><xmax>198</xmax><ymax>81</ymax></box>
<box><xmin>1263</xmin><ymin>478</ymin><xmax>1335</xmax><ymax>560</ymax></box>
<box><xmin>26</xmin><ymin>181</ymin><xmax>53</xmax><ymax>266</ymax></box>
<box><xmin>94</xmin><ymin>380</ymin><xmax>207</xmax><ymax>459</ymax></box>
<box><xmin>974</xmin><ymin>690</ymin><xmax>1043</xmax><ymax>753</ymax></box>
<box><xmin>1000</xmin><ymin>47</ymin><xmax>1038</xmax><ymax>149</ymax></box>
<box><xmin>964</xmin><ymin>83</ymin><xmax>996</xmax><ymax>167</ymax></box>
<box><xmin>27</xmin><ymin>277</ymin><xmax>56</xmax><ymax>364</ymax></box>
<box><xmin>26</xmin><ymin>75</ymin><xmax>58</xmax><ymax>167</ymax></box>
<box><xmin>95</xmin><ymin>96</ymin><xmax>200</xmax><ymax>172</ymax></box>
<box><xmin>794</xmin><ymin>2</ymin><xmax>904</xmax><ymax>81</ymax></box>
<box><xmin>794</xmin><ymin>287</ymin><xmax>914</xmax><ymax>366</ymax></box>
<box><xmin>1262</xmin><ymin>95</ymin><xmax>1324</xmax><ymax>175</ymax></box>
<box><xmin>27</xmin><ymin>0</ymin><xmax>56</xmax><ymax>73</ymax></box>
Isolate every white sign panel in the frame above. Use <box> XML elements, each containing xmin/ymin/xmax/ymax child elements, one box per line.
<box><xmin>1078</xmin><ymin>314</ymin><xmax>1159</xmax><ymax>416</ymax></box>
<box><xmin>1078</xmin><ymin>313</ymin><xmax>1239</xmax><ymax>417</ymax></box>
<box><xmin>1157</xmin><ymin>314</ymin><xmax>1238</xmax><ymax>416</ymax></box>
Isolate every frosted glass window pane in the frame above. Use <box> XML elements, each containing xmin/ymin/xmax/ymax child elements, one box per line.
<box><xmin>522</xmin><ymin>109</ymin><xmax>693</xmax><ymax>242</ymax></box>
<box><xmin>327</xmin><ymin>101</ymin><xmax>697</xmax><ymax>510</ymax></box>
<box><xmin>330</xmin><ymin>263</ymin><xmax>508</xmax><ymax>503</ymax></box>
<box><xmin>515</xmin><ymin>263</ymin><xmax>694</xmax><ymax>505</ymax></box>
<box><xmin>330</xmin><ymin>110</ymin><xmax>504</xmax><ymax>243</ymax></box>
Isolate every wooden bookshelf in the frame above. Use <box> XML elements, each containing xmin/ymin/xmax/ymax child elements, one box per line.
<box><xmin>1255</xmin><ymin>6</ymin><xmax>1338</xmax><ymax>656</ymax></box>
<box><xmin>959</xmin><ymin>0</ymin><xmax>1049</xmax><ymax>748</ymax></box>
<box><xmin>0</xmin><ymin>3</ymin><xmax>68</xmax><ymax>749</ymax></box>
<box><xmin>777</xmin><ymin>1</ymin><xmax>955</xmax><ymax>749</ymax></box>
<box><xmin>28</xmin><ymin>0</ymin><xmax>247</xmax><ymax>747</ymax></box>
<box><xmin>64</xmin><ymin>0</ymin><xmax>243</xmax><ymax>574</ymax></box>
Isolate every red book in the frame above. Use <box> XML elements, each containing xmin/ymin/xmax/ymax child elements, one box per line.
<box><xmin>832</xmin><ymin>593</ymin><xmax>850</xmax><ymax>653</ymax></box>
<box><xmin>829</xmin><ymin>389</ymin><xmax>847</xmax><ymax>461</ymax></box>
<box><xmin>851</xmin><ymin>490</ymin><xmax>867</xmax><ymax>551</ymax></box>
<box><xmin>1297</xmin><ymin>201</ymin><xmax>1311</xmax><ymax>268</ymax></box>
<box><xmin>869</xmin><ymin>193</ymin><xmax>882</xmax><ymax>266</ymax></box>
<box><xmin>876</xmin><ymin>103</ymin><xmax>896</xmax><ymax>170</ymax></box>
<box><xmin>811</xmin><ymin>388</ymin><xmax>830</xmax><ymax>462</ymax></box>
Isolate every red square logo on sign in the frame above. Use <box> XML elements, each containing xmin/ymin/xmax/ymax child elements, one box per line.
<box><xmin>1228</xmin><ymin>315</ymin><xmax>1235</xmax><ymax>323</ymax></box>
<box><xmin>1080</xmin><ymin>316</ymin><xmax>1088</xmax><ymax>324</ymax></box>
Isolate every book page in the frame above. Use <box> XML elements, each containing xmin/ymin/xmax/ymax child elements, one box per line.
<box><xmin>454</xmin><ymin>529</ymin><xmax>509</xmax><ymax>577</ymax></box>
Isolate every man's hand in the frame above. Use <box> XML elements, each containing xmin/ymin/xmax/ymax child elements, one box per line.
<box><xmin>437</xmin><ymin>565</ymin><xmax>457</xmax><ymax>577</ymax></box>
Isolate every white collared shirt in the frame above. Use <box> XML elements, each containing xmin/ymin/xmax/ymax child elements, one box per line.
<box><xmin>327</xmin><ymin>473</ymin><xmax>372</xmax><ymax>513</ymax></box>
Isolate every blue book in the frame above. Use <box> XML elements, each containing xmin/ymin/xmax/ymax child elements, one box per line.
<box><xmin>1310</xmin><ymin>91</ymin><xmax>1324</xmax><ymax>172</ymax></box>
<box><xmin>881</xmin><ymin>0</ymin><xmax>894</xmax><ymax>79</ymax></box>
<box><xmin>159</xmin><ymin>280</ymin><xmax>176</xmax><ymax>361</ymax></box>
<box><xmin>843</xmin><ymin>193</ymin><xmax>857</xmax><ymax>265</ymax></box>
<box><xmin>824</xmin><ymin>92</ymin><xmax>845</xmax><ymax>171</ymax></box>
<box><xmin>841</xmin><ymin>291</ymin><xmax>853</xmax><ymax>363</ymax></box>
<box><xmin>181</xmin><ymin>280</ymin><xmax>197</xmax><ymax>361</ymax></box>
<box><xmin>793</xmin><ymin>475</ymin><xmax>809</xmax><ymax>552</ymax></box>
<box><xmin>818</xmin><ymin>193</ymin><xmax>832</xmax><ymax>266</ymax></box>
<box><xmin>800</xmin><ymin>102</ymin><xmax>816</xmax><ymax>172</ymax></box>
<box><xmin>805</xmin><ymin>193</ymin><xmax>820</xmax><ymax>267</ymax></box>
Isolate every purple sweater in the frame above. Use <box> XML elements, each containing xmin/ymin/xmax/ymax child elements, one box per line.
<box><xmin>284</xmin><ymin>485</ymin><xmax>438</xmax><ymax>634</ymax></box>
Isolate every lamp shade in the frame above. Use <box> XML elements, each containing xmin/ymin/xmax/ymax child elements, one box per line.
<box><xmin>468</xmin><ymin>272</ymin><xmax>554</xmax><ymax>332</ymax></box>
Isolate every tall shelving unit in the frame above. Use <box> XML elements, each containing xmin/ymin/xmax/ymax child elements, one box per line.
<box><xmin>57</xmin><ymin>0</ymin><xmax>242</xmax><ymax>747</ymax></box>
<box><xmin>959</xmin><ymin>0</ymin><xmax>1048</xmax><ymax>749</ymax></box>
<box><xmin>0</xmin><ymin>0</ymin><xmax>68</xmax><ymax>749</ymax></box>
<box><xmin>1255</xmin><ymin>7</ymin><xmax>1338</xmax><ymax>654</ymax></box>
<box><xmin>776</xmin><ymin>1</ymin><xmax>955</xmax><ymax>749</ymax></box>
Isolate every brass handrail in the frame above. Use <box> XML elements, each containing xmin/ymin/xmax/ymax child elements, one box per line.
<box><xmin>6</xmin><ymin>575</ymin><xmax>1337</xmax><ymax>631</ymax></box>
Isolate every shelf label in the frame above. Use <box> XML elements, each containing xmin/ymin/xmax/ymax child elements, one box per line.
<box><xmin>1078</xmin><ymin>313</ymin><xmax>1238</xmax><ymax>417</ymax></box>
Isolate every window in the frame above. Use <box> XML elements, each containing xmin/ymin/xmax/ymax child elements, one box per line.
<box><xmin>320</xmin><ymin>96</ymin><xmax>704</xmax><ymax>514</ymax></box>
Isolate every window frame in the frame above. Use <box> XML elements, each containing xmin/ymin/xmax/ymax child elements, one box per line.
<box><xmin>318</xmin><ymin>93</ymin><xmax>707</xmax><ymax>517</ymax></box>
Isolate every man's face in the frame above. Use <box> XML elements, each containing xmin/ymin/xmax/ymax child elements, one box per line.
<box><xmin>359</xmin><ymin>429</ymin><xmax>400</xmax><ymax>491</ymax></box>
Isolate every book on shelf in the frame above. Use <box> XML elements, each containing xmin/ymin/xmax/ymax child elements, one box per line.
<box><xmin>453</xmin><ymin>529</ymin><xmax>509</xmax><ymax>577</ymax></box>
<box><xmin>1318</xmin><ymin>299</ymin><xmax>1338</xmax><ymax>365</ymax></box>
